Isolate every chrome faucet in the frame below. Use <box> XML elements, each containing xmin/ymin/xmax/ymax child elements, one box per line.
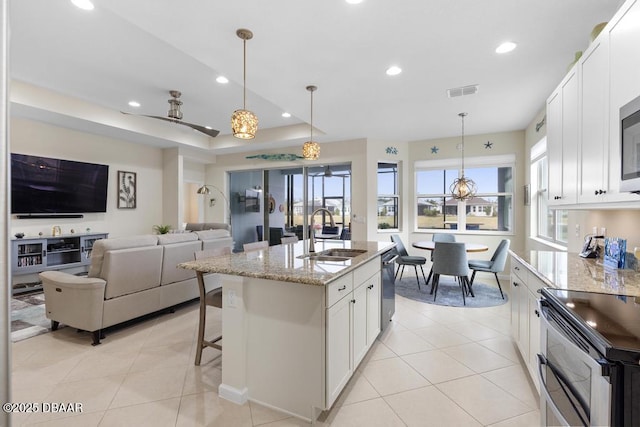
<box><xmin>309</xmin><ymin>207</ymin><xmax>335</xmax><ymax>253</ymax></box>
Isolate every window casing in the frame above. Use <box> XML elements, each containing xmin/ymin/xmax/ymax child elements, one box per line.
<box><xmin>415</xmin><ymin>155</ymin><xmax>514</xmax><ymax>232</ymax></box>
<box><xmin>531</xmin><ymin>138</ymin><xmax>567</xmax><ymax>244</ymax></box>
<box><xmin>377</xmin><ymin>162</ymin><xmax>399</xmax><ymax>230</ymax></box>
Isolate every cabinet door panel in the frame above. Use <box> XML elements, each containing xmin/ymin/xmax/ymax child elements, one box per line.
<box><xmin>547</xmin><ymin>90</ymin><xmax>563</xmax><ymax>202</ymax></box>
<box><xmin>366</xmin><ymin>275</ymin><xmax>381</xmax><ymax>346</ymax></box>
<box><xmin>326</xmin><ymin>295</ymin><xmax>352</xmax><ymax>407</ymax></box>
<box><xmin>561</xmin><ymin>71</ymin><xmax>579</xmax><ymax>204</ymax></box>
<box><xmin>510</xmin><ymin>278</ymin><xmax>520</xmax><ymax>341</ymax></box>
<box><xmin>579</xmin><ymin>39</ymin><xmax>609</xmax><ymax>202</ymax></box>
<box><xmin>528</xmin><ymin>290</ymin><xmax>541</xmax><ymax>393</ymax></box>
<box><xmin>352</xmin><ymin>284</ymin><xmax>368</xmax><ymax>368</ymax></box>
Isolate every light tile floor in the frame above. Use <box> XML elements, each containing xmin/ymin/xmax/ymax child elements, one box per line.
<box><xmin>10</xmin><ymin>290</ymin><xmax>540</xmax><ymax>426</ymax></box>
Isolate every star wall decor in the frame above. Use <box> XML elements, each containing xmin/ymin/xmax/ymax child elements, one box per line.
<box><xmin>484</xmin><ymin>141</ymin><xmax>493</xmax><ymax>149</ymax></box>
<box><xmin>385</xmin><ymin>146</ymin><xmax>398</xmax><ymax>155</ymax></box>
<box><xmin>430</xmin><ymin>146</ymin><xmax>439</xmax><ymax>154</ymax></box>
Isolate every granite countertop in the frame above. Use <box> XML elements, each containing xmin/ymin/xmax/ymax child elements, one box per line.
<box><xmin>510</xmin><ymin>250</ymin><xmax>640</xmax><ymax>298</ymax></box>
<box><xmin>179</xmin><ymin>240</ymin><xmax>396</xmax><ymax>286</ymax></box>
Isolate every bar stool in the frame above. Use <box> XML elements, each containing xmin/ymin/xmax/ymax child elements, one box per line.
<box><xmin>193</xmin><ymin>246</ymin><xmax>230</xmax><ymax>365</ymax></box>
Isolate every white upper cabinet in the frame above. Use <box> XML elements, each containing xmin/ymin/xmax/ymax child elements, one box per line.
<box><xmin>546</xmin><ymin>0</ymin><xmax>640</xmax><ymax>208</ymax></box>
<box><xmin>547</xmin><ymin>69</ymin><xmax>578</xmax><ymax>206</ymax></box>
<box><xmin>578</xmin><ymin>35</ymin><xmax>609</xmax><ymax>203</ymax></box>
<box><xmin>607</xmin><ymin>0</ymin><xmax>640</xmax><ymax>203</ymax></box>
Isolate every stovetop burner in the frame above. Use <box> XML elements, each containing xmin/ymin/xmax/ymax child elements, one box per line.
<box><xmin>542</xmin><ymin>288</ymin><xmax>640</xmax><ymax>363</ymax></box>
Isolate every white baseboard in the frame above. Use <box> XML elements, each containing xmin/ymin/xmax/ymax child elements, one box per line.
<box><xmin>218</xmin><ymin>383</ymin><xmax>248</xmax><ymax>404</ymax></box>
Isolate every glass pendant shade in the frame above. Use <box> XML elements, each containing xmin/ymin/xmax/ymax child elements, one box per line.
<box><xmin>231</xmin><ymin>109</ymin><xmax>258</xmax><ymax>139</ymax></box>
<box><xmin>302</xmin><ymin>141</ymin><xmax>320</xmax><ymax>160</ymax></box>
<box><xmin>232</xmin><ymin>29</ymin><xmax>258</xmax><ymax>140</ymax></box>
<box><xmin>450</xmin><ymin>112</ymin><xmax>477</xmax><ymax>201</ymax></box>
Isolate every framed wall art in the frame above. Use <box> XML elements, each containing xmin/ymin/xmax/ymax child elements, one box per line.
<box><xmin>118</xmin><ymin>171</ymin><xmax>137</xmax><ymax>209</ymax></box>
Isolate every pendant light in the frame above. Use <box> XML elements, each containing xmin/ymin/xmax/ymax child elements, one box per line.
<box><xmin>302</xmin><ymin>85</ymin><xmax>320</xmax><ymax>160</ymax></box>
<box><xmin>450</xmin><ymin>112</ymin><xmax>477</xmax><ymax>201</ymax></box>
<box><xmin>231</xmin><ymin>29</ymin><xmax>258</xmax><ymax>139</ymax></box>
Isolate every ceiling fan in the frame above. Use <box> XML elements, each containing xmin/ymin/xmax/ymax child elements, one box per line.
<box><xmin>121</xmin><ymin>90</ymin><xmax>220</xmax><ymax>138</ymax></box>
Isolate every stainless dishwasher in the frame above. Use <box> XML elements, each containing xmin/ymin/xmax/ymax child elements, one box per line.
<box><xmin>380</xmin><ymin>249</ymin><xmax>397</xmax><ymax>332</ymax></box>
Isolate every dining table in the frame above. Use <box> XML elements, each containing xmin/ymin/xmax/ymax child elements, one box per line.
<box><xmin>412</xmin><ymin>240</ymin><xmax>489</xmax><ymax>252</ymax></box>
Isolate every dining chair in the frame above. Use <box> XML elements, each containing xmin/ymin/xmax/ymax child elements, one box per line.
<box><xmin>268</xmin><ymin>227</ymin><xmax>284</xmax><ymax>246</ymax></box>
<box><xmin>425</xmin><ymin>233</ymin><xmax>456</xmax><ymax>287</ymax></box>
<box><xmin>431</xmin><ymin>241</ymin><xmax>472</xmax><ymax>305</ymax></box>
<box><xmin>340</xmin><ymin>228</ymin><xmax>351</xmax><ymax>240</ymax></box>
<box><xmin>468</xmin><ymin>239</ymin><xmax>510</xmax><ymax>299</ymax></box>
<box><xmin>390</xmin><ymin>235</ymin><xmax>427</xmax><ymax>290</ymax></box>
<box><xmin>256</xmin><ymin>225</ymin><xmax>264</xmax><ymax>242</ymax></box>
<box><xmin>193</xmin><ymin>246</ymin><xmax>231</xmax><ymax>365</ymax></box>
<box><xmin>321</xmin><ymin>225</ymin><xmax>340</xmax><ymax>236</ymax></box>
<box><xmin>243</xmin><ymin>240</ymin><xmax>269</xmax><ymax>252</ymax></box>
<box><xmin>281</xmin><ymin>236</ymin><xmax>299</xmax><ymax>244</ymax></box>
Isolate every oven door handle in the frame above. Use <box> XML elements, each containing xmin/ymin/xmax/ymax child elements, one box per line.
<box><xmin>537</xmin><ymin>353</ymin><xmax>589</xmax><ymax>427</ymax></box>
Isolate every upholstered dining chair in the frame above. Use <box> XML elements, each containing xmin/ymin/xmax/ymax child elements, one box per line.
<box><xmin>268</xmin><ymin>227</ymin><xmax>284</xmax><ymax>246</ymax></box>
<box><xmin>431</xmin><ymin>241</ymin><xmax>472</xmax><ymax>305</ymax></box>
<box><xmin>390</xmin><ymin>235</ymin><xmax>428</xmax><ymax>290</ymax></box>
<box><xmin>468</xmin><ymin>239</ymin><xmax>510</xmax><ymax>299</ymax></box>
<box><xmin>281</xmin><ymin>236</ymin><xmax>298</xmax><ymax>244</ymax></box>
<box><xmin>425</xmin><ymin>233</ymin><xmax>456</xmax><ymax>287</ymax></box>
<box><xmin>243</xmin><ymin>240</ymin><xmax>269</xmax><ymax>252</ymax></box>
<box><xmin>321</xmin><ymin>225</ymin><xmax>340</xmax><ymax>236</ymax></box>
<box><xmin>193</xmin><ymin>246</ymin><xmax>231</xmax><ymax>365</ymax></box>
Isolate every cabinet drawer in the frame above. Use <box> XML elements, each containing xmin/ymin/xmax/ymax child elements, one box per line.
<box><xmin>353</xmin><ymin>257</ymin><xmax>380</xmax><ymax>287</ymax></box>
<box><xmin>511</xmin><ymin>257</ymin><xmax>529</xmax><ymax>284</ymax></box>
<box><xmin>327</xmin><ymin>273</ymin><xmax>353</xmax><ymax>308</ymax></box>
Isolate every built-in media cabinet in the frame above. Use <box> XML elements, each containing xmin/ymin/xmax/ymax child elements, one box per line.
<box><xmin>11</xmin><ymin>233</ymin><xmax>108</xmax><ymax>276</ymax></box>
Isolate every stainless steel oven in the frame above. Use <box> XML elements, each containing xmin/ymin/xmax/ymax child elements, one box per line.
<box><xmin>539</xmin><ymin>288</ymin><xmax>640</xmax><ymax>427</ymax></box>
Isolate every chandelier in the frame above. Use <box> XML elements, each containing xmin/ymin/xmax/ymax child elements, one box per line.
<box><xmin>302</xmin><ymin>85</ymin><xmax>320</xmax><ymax>160</ymax></box>
<box><xmin>449</xmin><ymin>112</ymin><xmax>477</xmax><ymax>201</ymax></box>
<box><xmin>231</xmin><ymin>29</ymin><xmax>258</xmax><ymax>139</ymax></box>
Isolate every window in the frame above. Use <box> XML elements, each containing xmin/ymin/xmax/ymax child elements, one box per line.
<box><xmin>377</xmin><ymin>162</ymin><xmax>399</xmax><ymax>230</ymax></box>
<box><xmin>531</xmin><ymin>138</ymin><xmax>567</xmax><ymax>244</ymax></box>
<box><xmin>415</xmin><ymin>155</ymin><xmax>514</xmax><ymax>232</ymax></box>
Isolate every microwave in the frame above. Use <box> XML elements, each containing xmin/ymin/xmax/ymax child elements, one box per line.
<box><xmin>620</xmin><ymin>94</ymin><xmax>640</xmax><ymax>193</ymax></box>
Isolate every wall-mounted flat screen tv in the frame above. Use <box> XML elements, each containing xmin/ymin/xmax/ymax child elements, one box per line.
<box><xmin>11</xmin><ymin>153</ymin><xmax>109</xmax><ymax>214</ymax></box>
<box><xmin>245</xmin><ymin>189</ymin><xmax>260</xmax><ymax>212</ymax></box>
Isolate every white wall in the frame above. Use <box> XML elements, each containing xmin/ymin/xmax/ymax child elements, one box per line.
<box><xmin>10</xmin><ymin>117</ymin><xmax>164</xmax><ymax>238</ymax></box>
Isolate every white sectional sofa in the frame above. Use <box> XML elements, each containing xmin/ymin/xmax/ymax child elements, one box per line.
<box><xmin>39</xmin><ymin>229</ymin><xmax>232</xmax><ymax>345</ymax></box>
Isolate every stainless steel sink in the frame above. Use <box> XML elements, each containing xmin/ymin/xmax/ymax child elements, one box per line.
<box><xmin>320</xmin><ymin>249</ymin><xmax>367</xmax><ymax>258</ymax></box>
<box><xmin>297</xmin><ymin>248</ymin><xmax>367</xmax><ymax>261</ymax></box>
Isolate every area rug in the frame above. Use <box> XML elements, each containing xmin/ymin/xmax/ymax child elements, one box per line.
<box><xmin>11</xmin><ymin>291</ymin><xmax>53</xmax><ymax>342</ymax></box>
<box><xmin>395</xmin><ymin>276</ymin><xmax>508</xmax><ymax>308</ymax></box>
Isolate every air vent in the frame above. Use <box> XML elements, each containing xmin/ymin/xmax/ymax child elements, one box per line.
<box><xmin>447</xmin><ymin>84</ymin><xmax>479</xmax><ymax>98</ymax></box>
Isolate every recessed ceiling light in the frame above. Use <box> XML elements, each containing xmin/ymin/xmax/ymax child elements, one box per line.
<box><xmin>71</xmin><ymin>0</ymin><xmax>94</xmax><ymax>10</ymax></box>
<box><xmin>496</xmin><ymin>41</ymin><xmax>517</xmax><ymax>54</ymax></box>
<box><xmin>386</xmin><ymin>66</ymin><xmax>402</xmax><ymax>76</ymax></box>
<box><xmin>282</xmin><ymin>112</ymin><xmax>291</xmax><ymax>118</ymax></box>
<box><xmin>216</xmin><ymin>76</ymin><xmax>229</xmax><ymax>84</ymax></box>
<box><xmin>346</xmin><ymin>0</ymin><xmax>364</xmax><ymax>4</ymax></box>
<box><xmin>128</xmin><ymin>101</ymin><xmax>141</xmax><ymax>108</ymax></box>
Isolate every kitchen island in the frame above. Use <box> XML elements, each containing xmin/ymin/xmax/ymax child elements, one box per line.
<box><xmin>179</xmin><ymin>239</ymin><xmax>395</xmax><ymax>422</ymax></box>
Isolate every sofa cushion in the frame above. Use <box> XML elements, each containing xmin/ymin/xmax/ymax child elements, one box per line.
<box><xmin>88</xmin><ymin>235</ymin><xmax>158</xmax><ymax>278</ymax></box>
<box><xmin>195</xmin><ymin>229</ymin><xmax>230</xmax><ymax>240</ymax></box>
<box><xmin>103</xmin><ymin>245</ymin><xmax>164</xmax><ymax>299</ymax></box>
<box><xmin>157</xmin><ymin>233</ymin><xmax>198</xmax><ymax>245</ymax></box>
<box><xmin>160</xmin><ymin>240</ymin><xmax>202</xmax><ymax>285</ymax></box>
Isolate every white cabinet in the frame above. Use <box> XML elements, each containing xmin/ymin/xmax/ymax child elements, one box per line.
<box><xmin>578</xmin><ymin>36</ymin><xmax>610</xmax><ymax>203</ymax></box>
<box><xmin>510</xmin><ymin>255</ymin><xmax>542</xmax><ymax>393</ymax></box>
<box><xmin>547</xmin><ymin>69</ymin><xmax>578</xmax><ymax>205</ymax></box>
<box><xmin>326</xmin><ymin>288</ymin><xmax>352</xmax><ymax>406</ymax></box>
<box><xmin>607</xmin><ymin>0</ymin><xmax>640</xmax><ymax>202</ymax></box>
<box><xmin>325</xmin><ymin>258</ymin><xmax>381</xmax><ymax>407</ymax></box>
